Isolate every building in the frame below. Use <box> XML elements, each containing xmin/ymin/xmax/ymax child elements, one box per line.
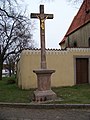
<box><xmin>17</xmin><ymin>0</ymin><xmax>90</xmax><ymax>89</ymax></box>
<box><xmin>59</xmin><ymin>0</ymin><xmax>90</xmax><ymax>49</ymax></box>
<box><xmin>17</xmin><ymin>48</ymin><xmax>90</xmax><ymax>89</ymax></box>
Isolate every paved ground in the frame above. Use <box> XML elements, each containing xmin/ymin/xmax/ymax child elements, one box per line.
<box><xmin>0</xmin><ymin>107</ymin><xmax>90</xmax><ymax>120</ymax></box>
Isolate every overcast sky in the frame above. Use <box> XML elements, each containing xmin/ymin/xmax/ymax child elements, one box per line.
<box><xmin>23</xmin><ymin>0</ymin><xmax>82</xmax><ymax>49</ymax></box>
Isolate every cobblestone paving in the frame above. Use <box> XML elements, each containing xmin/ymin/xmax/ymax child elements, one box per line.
<box><xmin>0</xmin><ymin>107</ymin><xmax>90</xmax><ymax>120</ymax></box>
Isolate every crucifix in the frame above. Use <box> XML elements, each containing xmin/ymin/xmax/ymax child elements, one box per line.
<box><xmin>31</xmin><ymin>5</ymin><xmax>53</xmax><ymax>69</ymax></box>
<box><xmin>30</xmin><ymin>5</ymin><xmax>56</xmax><ymax>102</ymax></box>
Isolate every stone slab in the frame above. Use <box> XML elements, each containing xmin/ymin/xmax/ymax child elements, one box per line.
<box><xmin>34</xmin><ymin>90</ymin><xmax>56</xmax><ymax>102</ymax></box>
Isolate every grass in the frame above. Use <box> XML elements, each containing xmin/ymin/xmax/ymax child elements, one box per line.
<box><xmin>0</xmin><ymin>77</ymin><xmax>34</xmax><ymax>103</ymax></box>
<box><xmin>52</xmin><ymin>84</ymin><xmax>90</xmax><ymax>104</ymax></box>
<box><xmin>0</xmin><ymin>77</ymin><xmax>90</xmax><ymax>104</ymax></box>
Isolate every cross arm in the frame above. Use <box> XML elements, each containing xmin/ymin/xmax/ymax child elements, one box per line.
<box><xmin>30</xmin><ymin>13</ymin><xmax>40</xmax><ymax>18</ymax></box>
<box><xmin>44</xmin><ymin>14</ymin><xmax>54</xmax><ymax>19</ymax></box>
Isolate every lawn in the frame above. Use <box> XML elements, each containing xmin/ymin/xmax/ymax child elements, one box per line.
<box><xmin>0</xmin><ymin>77</ymin><xmax>90</xmax><ymax>104</ymax></box>
<box><xmin>52</xmin><ymin>85</ymin><xmax>90</xmax><ymax>104</ymax></box>
<box><xmin>0</xmin><ymin>77</ymin><xmax>34</xmax><ymax>103</ymax></box>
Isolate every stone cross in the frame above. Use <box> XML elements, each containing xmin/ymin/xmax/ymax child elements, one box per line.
<box><xmin>31</xmin><ymin>5</ymin><xmax>53</xmax><ymax>69</ymax></box>
<box><xmin>30</xmin><ymin>5</ymin><xmax>56</xmax><ymax>102</ymax></box>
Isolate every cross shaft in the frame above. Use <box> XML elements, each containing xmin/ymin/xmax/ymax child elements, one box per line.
<box><xmin>31</xmin><ymin>5</ymin><xmax>53</xmax><ymax>69</ymax></box>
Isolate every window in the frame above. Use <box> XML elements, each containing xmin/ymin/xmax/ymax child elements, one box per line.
<box><xmin>88</xmin><ymin>37</ymin><xmax>90</xmax><ymax>47</ymax></box>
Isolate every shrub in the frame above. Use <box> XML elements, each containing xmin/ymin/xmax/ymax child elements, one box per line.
<box><xmin>6</xmin><ymin>76</ymin><xmax>16</xmax><ymax>84</ymax></box>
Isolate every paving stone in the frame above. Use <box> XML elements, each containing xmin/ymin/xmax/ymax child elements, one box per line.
<box><xmin>0</xmin><ymin>107</ymin><xmax>90</xmax><ymax>120</ymax></box>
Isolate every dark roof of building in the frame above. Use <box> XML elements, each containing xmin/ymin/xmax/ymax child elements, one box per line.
<box><xmin>59</xmin><ymin>0</ymin><xmax>90</xmax><ymax>45</ymax></box>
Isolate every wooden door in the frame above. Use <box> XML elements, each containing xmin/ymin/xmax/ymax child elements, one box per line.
<box><xmin>76</xmin><ymin>58</ymin><xmax>88</xmax><ymax>84</ymax></box>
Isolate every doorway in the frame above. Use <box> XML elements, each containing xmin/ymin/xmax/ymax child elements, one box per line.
<box><xmin>76</xmin><ymin>58</ymin><xmax>89</xmax><ymax>84</ymax></box>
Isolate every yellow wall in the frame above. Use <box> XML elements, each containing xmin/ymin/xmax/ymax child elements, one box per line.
<box><xmin>17</xmin><ymin>48</ymin><xmax>90</xmax><ymax>89</ymax></box>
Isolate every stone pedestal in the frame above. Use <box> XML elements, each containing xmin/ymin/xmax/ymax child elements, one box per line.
<box><xmin>33</xmin><ymin>69</ymin><xmax>56</xmax><ymax>102</ymax></box>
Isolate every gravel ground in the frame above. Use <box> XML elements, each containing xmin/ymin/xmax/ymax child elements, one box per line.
<box><xmin>0</xmin><ymin>107</ymin><xmax>90</xmax><ymax>120</ymax></box>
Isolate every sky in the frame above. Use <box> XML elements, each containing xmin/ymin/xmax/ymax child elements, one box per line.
<box><xmin>22</xmin><ymin>0</ymin><xmax>82</xmax><ymax>49</ymax></box>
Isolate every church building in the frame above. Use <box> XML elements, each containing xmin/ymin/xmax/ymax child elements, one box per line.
<box><xmin>59</xmin><ymin>0</ymin><xmax>90</xmax><ymax>49</ymax></box>
<box><xmin>59</xmin><ymin>0</ymin><xmax>90</xmax><ymax>85</ymax></box>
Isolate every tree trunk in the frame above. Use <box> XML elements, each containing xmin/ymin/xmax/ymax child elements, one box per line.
<box><xmin>8</xmin><ymin>61</ymin><xmax>12</xmax><ymax>77</ymax></box>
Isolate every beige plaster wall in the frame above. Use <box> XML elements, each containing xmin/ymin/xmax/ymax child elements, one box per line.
<box><xmin>17</xmin><ymin>48</ymin><xmax>90</xmax><ymax>89</ymax></box>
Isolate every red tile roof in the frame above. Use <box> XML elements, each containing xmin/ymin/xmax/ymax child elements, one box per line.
<box><xmin>59</xmin><ymin>0</ymin><xmax>90</xmax><ymax>45</ymax></box>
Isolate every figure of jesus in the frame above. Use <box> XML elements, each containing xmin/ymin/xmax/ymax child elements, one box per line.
<box><xmin>36</xmin><ymin>15</ymin><xmax>48</xmax><ymax>30</ymax></box>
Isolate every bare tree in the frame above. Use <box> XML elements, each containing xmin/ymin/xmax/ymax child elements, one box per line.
<box><xmin>6</xmin><ymin>55</ymin><xmax>16</xmax><ymax>77</ymax></box>
<box><xmin>0</xmin><ymin>1</ymin><xmax>34</xmax><ymax>80</ymax></box>
<box><xmin>67</xmin><ymin>0</ymin><xmax>84</xmax><ymax>5</ymax></box>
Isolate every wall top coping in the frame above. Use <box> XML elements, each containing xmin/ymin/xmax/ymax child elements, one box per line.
<box><xmin>21</xmin><ymin>48</ymin><xmax>90</xmax><ymax>55</ymax></box>
<box><xmin>67</xmin><ymin>48</ymin><xmax>90</xmax><ymax>51</ymax></box>
<box><xmin>23</xmin><ymin>48</ymin><xmax>61</xmax><ymax>51</ymax></box>
<box><xmin>23</xmin><ymin>47</ymin><xmax>90</xmax><ymax>51</ymax></box>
